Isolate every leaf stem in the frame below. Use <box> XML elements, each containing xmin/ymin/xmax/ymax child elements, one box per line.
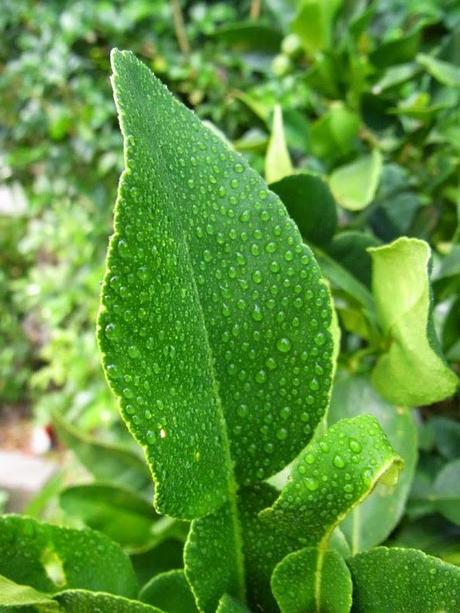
<box><xmin>250</xmin><ymin>0</ymin><xmax>262</xmax><ymax>19</ymax></box>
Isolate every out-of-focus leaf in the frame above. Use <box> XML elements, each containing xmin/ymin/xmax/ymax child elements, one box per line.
<box><xmin>270</xmin><ymin>172</ymin><xmax>337</xmax><ymax>246</ymax></box>
<box><xmin>131</xmin><ymin>539</ymin><xmax>185</xmax><ymax>588</ymax></box>
<box><xmin>292</xmin><ymin>0</ymin><xmax>343</xmax><ymax>55</ymax></box>
<box><xmin>310</xmin><ymin>103</ymin><xmax>360</xmax><ymax>162</ymax></box>
<box><xmin>139</xmin><ymin>570</ymin><xmax>197</xmax><ymax>613</ymax></box>
<box><xmin>326</xmin><ymin>231</ymin><xmax>381</xmax><ymax>287</ymax></box>
<box><xmin>211</xmin><ymin>23</ymin><xmax>283</xmax><ymax>53</ymax></box>
<box><xmin>417</xmin><ymin>52</ymin><xmax>460</xmax><ymax>86</ymax></box>
<box><xmin>371</xmin><ymin>28</ymin><xmax>422</xmax><ymax>68</ymax></box>
<box><xmin>431</xmin><ymin>417</ymin><xmax>460</xmax><ymax>460</ymax></box>
<box><xmin>370</xmin><ymin>237</ymin><xmax>458</xmax><ymax>406</ymax></box>
<box><xmin>432</xmin><ymin>459</ymin><xmax>460</xmax><ymax>525</ymax></box>
<box><xmin>52</xmin><ymin>411</ymin><xmax>151</xmax><ymax>492</ymax></box>
<box><xmin>271</xmin><ymin>548</ymin><xmax>352</xmax><ymax>613</ymax></box>
<box><xmin>330</xmin><ymin>149</ymin><xmax>383</xmax><ymax>211</ymax></box>
<box><xmin>265</xmin><ymin>105</ymin><xmax>293</xmax><ymax>184</ymax></box>
<box><xmin>349</xmin><ymin>547</ymin><xmax>460</xmax><ymax>612</ymax></box>
<box><xmin>329</xmin><ymin>372</ymin><xmax>418</xmax><ymax>552</ymax></box>
<box><xmin>59</xmin><ymin>483</ymin><xmax>160</xmax><ymax>551</ymax></box>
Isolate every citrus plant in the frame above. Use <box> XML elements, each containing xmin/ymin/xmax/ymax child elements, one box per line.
<box><xmin>1</xmin><ymin>49</ymin><xmax>459</xmax><ymax>613</ymax></box>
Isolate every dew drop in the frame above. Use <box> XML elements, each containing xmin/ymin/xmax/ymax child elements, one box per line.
<box><xmin>276</xmin><ymin>337</ymin><xmax>292</xmax><ymax>353</ymax></box>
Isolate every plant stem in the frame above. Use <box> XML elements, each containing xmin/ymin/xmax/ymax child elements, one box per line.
<box><xmin>250</xmin><ymin>0</ymin><xmax>262</xmax><ymax>19</ymax></box>
<box><xmin>171</xmin><ymin>0</ymin><xmax>190</xmax><ymax>55</ymax></box>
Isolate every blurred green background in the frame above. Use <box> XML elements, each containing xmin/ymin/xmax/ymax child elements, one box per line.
<box><xmin>1</xmin><ymin>0</ymin><xmax>459</xmax><ymax>558</ymax></box>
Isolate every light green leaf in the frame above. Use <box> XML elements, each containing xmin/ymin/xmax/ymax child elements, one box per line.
<box><xmin>271</xmin><ymin>548</ymin><xmax>352</xmax><ymax>613</ymax></box>
<box><xmin>59</xmin><ymin>483</ymin><xmax>159</xmax><ymax>551</ymax></box>
<box><xmin>432</xmin><ymin>459</ymin><xmax>460</xmax><ymax>525</ymax></box>
<box><xmin>330</xmin><ymin>149</ymin><xmax>383</xmax><ymax>211</ymax></box>
<box><xmin>54</xmin><ymin>590</ymin><xmax>163</xmax><ymax>612</ymax></box>
<box><xmin>265</xmin><ymin>105</ymin><xmax>293</xmax><ymax>184</ymax></box>
<box><xmin>417</xmin><ymin>53</ymin><xmax>460</xmax><ymax>87</ymax></box>
<box><xmin>0</xmin><ymin>575</ymin><xmax>60</xmax><ymax>610</ymax></box>
<box><xmin>139</xmin><ymin>570</ymin><xmax>197</xmax><ymax>613</ymax></box>
<box><xmin>349</xmin><ymin>547</ymin><xmax>460</xmax><ymax>612</ymax></box>
<box><xmin>99</xmin><ymin>49</ymin><xmax>334</xmax><ymax>521</ymax></box>
<box><xmin>260</xmin><ymin>415</ymin><xmax>403</xmax><ymax>544</ymax></box>
<box><xmin>0</xmin><ymin>515</ymin><xmax>138</xmax><ymax>597</ymax></box>
<box><xmin>292</xmin><ymin>0</ymin><xmax>343</xmax><ymax>55</ymax></box>
<box><xmin>329</xmin><ymin>373</ymin><xmax>418</xmax><ymax>553</ymax></box>
<box><xmin>369</xmin><ymin>237</ymin><xmax>458</xmax><ymax>406</ymax></box>
<box><xmin>52</xmin><ymin>411</ymin><xmax>151</xmax><ymax>492</ymax></box>
<box><xmin>270</xmin><ymin>173</ymin><xmax>337</xmax><ymax>246</ymax></box>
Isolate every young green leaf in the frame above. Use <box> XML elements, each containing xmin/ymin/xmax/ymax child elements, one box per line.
<box><xmin>329</xmin><ymin>373</ymin><xmax>417</xmax><ymax>552</ymax></box>
<box><xmin>265</xmin><ymin>105</ymin><xmax>293</xmax><ymax>184</ymax></box>
<box><xmin>0</xmin><ymin>575</ymin><xmax>60</xmax><ymax>610</ymax></box>
<box><xmin>292</xmin><ymin>0</ymin><xmax>343</xmax><ymax>55</ymax></box>
<box><xmin>349</xmin><ymin>547</ymin><xmax>460</xmax><ymax>612</ymax></box>
<box><xmin>270</xmin><ymin>173</ymin><xmax>337</xmax><ymax>246</ymax></box>
<box><xmin>0</xmin><ymin>515</ymin><xmax>138</xmax><ymax>597</ymax></box>
<box><xmin>329</xmin><ymin>149</ymin><xmax>383</xmax><ymax>211</ymax></box>
<box><xmin>271</xmin><ymin>548</ymin><xmax>352</xmax><ymax>613</ymax></box>
<box><xmin>139</xmin><ymin>570</ymin><xmax>197</xmax><ymax>613</ymax></box>
<box><xmin>417</xmin><ymin>53</ymin><xmax>460</xmax><ymax>87</ymax></box>
<box><xmin>369</xmin><ymin>237</ymin><xmax>458</xmax><ymax>405</ymax></box>
<box><xmin>260</xmin><ymin>415</ymin><xmax>403</xmax><ymax>544</ymax></box>
<box><xmin>99</xmin><ymin>49</ymin><xmax>333</xmax><ymax>519</ymax></box>
<box><xmin>54</xmin><ymin>590</ymin><xmax>164</xmax><ymax>612</ymax></box>
<box><xmin>59</xmin><ymin>483</ymin><xmax>160</xmax><ymax>551</ymax></box>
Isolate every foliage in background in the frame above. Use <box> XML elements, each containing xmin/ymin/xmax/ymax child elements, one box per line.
<box><xmin>0</xmin><ymin>0</ymin><xmax>460</xmax><ymax>608</ymax></box>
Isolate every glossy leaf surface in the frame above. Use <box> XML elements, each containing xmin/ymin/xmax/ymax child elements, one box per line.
<box><xmin>54</xmin><ymin>590</ymin><xmax>163</xmax><ymax>612</ymax></box>
<box><xmin>98</xmin><ymin>49</ymin><xmax>333</xmax><ymax>518</ymax></box>
<box><xmin>261</xmin><ymin>415</ymin><xmax>403</xmax><ymax>543</ymax></box>
<box><xmin>0</xmin><ymin>515</ymin><xmax>138</xmax><ymax>597</ymax></box>
<box><xmin>271</xmin><ymin>548</ymin><xmax>352</xmax><ymax>613</ymax></box>
<box><xmin>349</xmin><ymin>547</ymin><xmax>460</xmax><ymax>612</ymax></box>
<box><xmin>370</xmin><ymin>237</ymin><xmax>458</xmax><ymax>405</ymax></box>
<box><xmin>329</xmin><ymin>373</ymin><xmax>417</xmax><ymax>552</ymax></box>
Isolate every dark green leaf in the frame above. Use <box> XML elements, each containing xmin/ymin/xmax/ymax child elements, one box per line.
<box><xmin>270</xmin><ymin>173</ymin><xmax>337</xmax><ymax>246</ymax></box>
<box><xmin>54</xmin><ymin>590</ymin><xmax>163</xmax><ymax>612</ymax></box>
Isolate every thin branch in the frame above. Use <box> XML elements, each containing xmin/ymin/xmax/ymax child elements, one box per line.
<box><xmin>171</xmin><ymin>0</ymin><xmax>190</xmax><ymax>55</ymax></box>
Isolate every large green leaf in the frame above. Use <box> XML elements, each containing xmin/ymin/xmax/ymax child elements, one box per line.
<box><xmin>329</xmin><ymin>372</ymin><xmax>417</xmax><ymax>552</ymax></box>
<box><xmin>292</xmin><ymin>0</ymin><xmax>343</xmax><ymax>55</ymax></box>
<box><xmin>0</xmin><ymin>515</ymin><xmax>138</xmax><ymax>598</ymax></box>
<box><xmin>369</xmin><ymin>237</ymin><xmax>458</xmax><ymax>406</ymax></box>
<box><xmin>271</xmin><ymin>548</ymin><xmax>352</xmax><ymax>613</ymax></box>
<box><xmin>59</xmin><ymin>483</ymin><xmax>160</xmax><ymax>551</ymax></box>
<box><xmin>349</xmin><ymin>547</ymin><xmax>460</xmax><ymax>612</ymax></box>
<box><xmin>99</xmin><ymin>49</ymin><xmax>333</xmax><ymax>520</ymax></box>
